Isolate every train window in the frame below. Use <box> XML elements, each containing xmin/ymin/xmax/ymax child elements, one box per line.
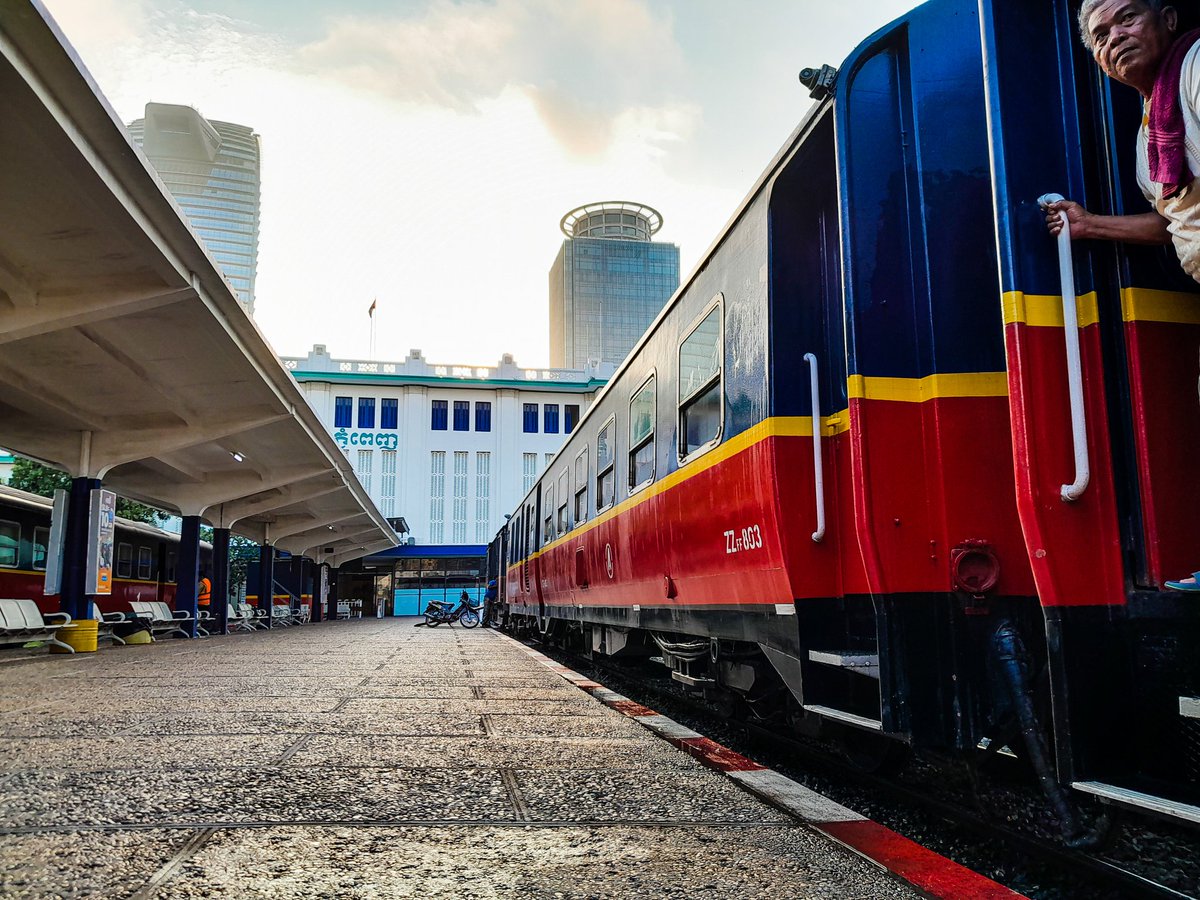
<box><xmin>557</xmin><ymin>469</ymin><xmax>569</xmax><ymax>534</ymax></box>
<box><xmin>0</xmin><ymin>521</ymin><xmax>19</xmax><ymax>567</ymax></box>
<box><xmin>574</xmin><ymin>448</ymin><xmax>588</xmax><ymax>525</ymax></box>
<box><xmin>596</xmin><ymin>416</ymin><xmax>616</xmax><ymax>511</ymax></box>
<box><xmin>629</xmin><ymin>375</ymin><xmax>656</xmax><ymax>491</ymax></box>
<box><xmin>543</xmin><ymin>483</ymin><xmax>555</xmax><ymax>542</ymax></box>
<box><xmin>116</xmin><ymin>542</ymin><xmax>133</xmax><ymax>579</ymax></box>
<box><xmin>137</xmin><ymin>546</ymin><xmax>153</xmax><ymax>580</ymax></box>
<box><xmin>679</xmin><ymin>299</ymin><xmax>723</xmax><ymax>459</ymax></box>
<box><xmin>166</xmin><ymin>551</ymin><xmax>177</xmax><ymax>583</ymax></box>
<box><xmin>32</xmin><ymin>527</ymin><xmax>50</xmax><ymax>570</ymax></box>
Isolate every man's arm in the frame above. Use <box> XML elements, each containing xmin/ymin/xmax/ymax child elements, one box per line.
<box><xmin>1045</xmin><ymin>199</ymin><xmax>1171</xmax><ymax>244</ymax></box>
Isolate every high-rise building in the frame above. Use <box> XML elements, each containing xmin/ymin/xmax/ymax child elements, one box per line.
<box><xmin>549</xmin><ymin>201</ymin><xmax>680</xmax><ymax>369</ymax></box>
<box><xmin>127</xmin><ymin>103</ymin><xmax>261</xmax><ymax>312</ymax></box>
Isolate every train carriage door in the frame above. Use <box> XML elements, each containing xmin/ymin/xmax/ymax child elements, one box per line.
<box><xmin>982</xmin><ymin>0</ymin><xmax>1200</xmax><ymax>810</ymax></box>
<box><xmin>835</xmin><ymin>0</ymin><xmax>1017</xmax><ymax>745</ymax></box>
<box><xmin>1085</xmin><ymin>34</ymin><xmax>1200</xmax><ymax>591</ymax></box>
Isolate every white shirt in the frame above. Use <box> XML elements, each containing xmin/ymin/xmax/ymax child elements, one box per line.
<box><xmin>1137</xmin><ymin>41</ymin><xmax>1200</xmax><ymax>282</ymax></box>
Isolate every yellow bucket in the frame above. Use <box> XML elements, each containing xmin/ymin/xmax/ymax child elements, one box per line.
<box><xmin>52</xmin><ymin>619</ymin><xmax>99</xmax><ymax>653</ymax></box>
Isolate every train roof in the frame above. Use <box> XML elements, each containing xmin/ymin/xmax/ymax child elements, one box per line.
<box><xmin>0</xmin><ymin>483</ymin><xmax>200</xmax><ymax>545</ymax></box>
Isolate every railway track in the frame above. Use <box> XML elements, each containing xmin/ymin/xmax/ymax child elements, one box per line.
<box><xmin>525</xmin><ymin>635</ymin><xmax>1199</xmax><ymax>900</ymax></box>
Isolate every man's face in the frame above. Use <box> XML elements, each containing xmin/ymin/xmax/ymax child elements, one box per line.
<box><xmin>1087</xmin><ymin>1</ymin><xmax>1179</xmax><ymax>90</ymax></box>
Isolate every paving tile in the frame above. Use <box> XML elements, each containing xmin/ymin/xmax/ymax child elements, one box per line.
<box><xmin>514</xmin><ymin>769</ymin><xmax>795</xmax><ymax>824</ymax></box>
<box><xmin>0</xmin><ymin>828</ymin><xmax>193</xmax><ymax>900</ymax></box>
<box><xmin>339</xmin><ymin>698</ymin><xmax>602</xmax><ymax>717</ymax></box>
<box><xmin>0</xmin><ymin>767</ymin><xmax>512</xmax><ymax>827</ymax></box>
<box><xmin>0</xmin><ymin>734</ymin><xmax>295</xmax><ymax>772</ymax></box>
<box><xmin>149</xmin><ymin>825</ymin><xmax>917</xmax><ymax>899</ymax></box>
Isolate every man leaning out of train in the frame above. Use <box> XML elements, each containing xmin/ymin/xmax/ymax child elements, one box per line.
<box><xmin>1045</xmin><ymin>0</ymin><xmax>1200</xmax><ymax>591</ymax></box>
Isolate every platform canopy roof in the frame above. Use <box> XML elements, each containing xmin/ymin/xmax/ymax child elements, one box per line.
<box><xmin>0</xmin><ymin>2</ymin><xmax>397</xmax><ymax>567</ymax></box>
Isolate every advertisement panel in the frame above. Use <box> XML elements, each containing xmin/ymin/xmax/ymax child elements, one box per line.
<box><xmin>85</xmin><ymin>489</ymin><xmax>116</xmax><ymax>595</ymax></box>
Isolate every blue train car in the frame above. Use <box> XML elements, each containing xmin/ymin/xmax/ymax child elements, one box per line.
<box><xmin>494</xmin><ymin>0</ymin><xmax>1200</xmax><ymax>836</ymax></box>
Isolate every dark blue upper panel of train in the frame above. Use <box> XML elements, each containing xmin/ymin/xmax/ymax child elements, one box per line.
<box><xmin>767</xmin><ymin>0</ymin><xmax>1008</xmax><ymax>419</ymax></box>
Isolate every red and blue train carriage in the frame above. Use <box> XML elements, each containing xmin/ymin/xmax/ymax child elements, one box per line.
<box><xmin>491</xmin><ymin>0</ymin><xmax>1200</xmax><ymax>833</ymax></box>
<box><xmin>0</xmin><ymin>483</ymin><xmax>207</xmax><ymax>617</ymax></box>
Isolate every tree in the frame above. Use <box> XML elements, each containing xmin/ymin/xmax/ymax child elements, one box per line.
<box><xmin>9</xmin><ymin>458</ymin><xmax>170</xmax><ymax>525</ymax></box>
<box><xmin>199</xmin><ymin>525</ymin><xmax>261</xmax><ymax>594</ymax></box>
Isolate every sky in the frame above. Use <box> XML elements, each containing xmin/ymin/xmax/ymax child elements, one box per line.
<box><xmin>41</xmin><ymin>0</ymin><xmax>921</xmax><ymax>369</ymax></box>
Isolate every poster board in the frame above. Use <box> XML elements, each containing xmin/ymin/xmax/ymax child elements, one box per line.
<box><xmin>85</xmin><ymin>489</ymin><xmax>116</xmax><ymax>595</ymax></box>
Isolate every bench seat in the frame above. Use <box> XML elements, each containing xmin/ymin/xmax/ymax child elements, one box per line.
<box><xmin>0</xmin><ymin>598</ymin><xmax>74</xmax><ymax>653</ymax></box>
<box><xmin>126</xmin><ymin>601</ymin><xmax>195</xmax><ymax>640</ymax></box>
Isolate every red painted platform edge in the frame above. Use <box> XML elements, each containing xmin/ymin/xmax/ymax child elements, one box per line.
<box><xmin>508</xmin><ymin>636</ymin><xmax>1026</xmax><ymax>900</ymax></box>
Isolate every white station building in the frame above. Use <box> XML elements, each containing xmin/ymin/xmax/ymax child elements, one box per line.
<box><xmin>283</xmin><ymin>345</ymin><xmax>612</xmax><ymax>547</ymax></box>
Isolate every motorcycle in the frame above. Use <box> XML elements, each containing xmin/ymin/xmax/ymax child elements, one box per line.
<box><xmin>415</xmin><ymin>591</ymin><xmax>482</xmax><ymax>628</ymax></box>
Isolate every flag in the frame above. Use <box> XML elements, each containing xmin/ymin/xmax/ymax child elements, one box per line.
<box><xmin>368</xmin><ymin>298</ymin><xmax>377</xmax><ymax>318</ymax></box>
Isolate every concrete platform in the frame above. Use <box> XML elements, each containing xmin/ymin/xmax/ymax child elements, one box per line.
<box><xmin>0</xmin><ymin>619</ymin><xmax>964</xmax><ymax>898</ymax></box>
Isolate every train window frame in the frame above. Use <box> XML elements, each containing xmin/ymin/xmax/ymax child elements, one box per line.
<box><xmin>166</xmin><ymin>551</ymin><xmax>177</xmax><ymax>583</ymax></box>
<box><xmin>574</xmin><ymin>447</ymin><xmax>589</xmax><ymax>525</ymax></box>
<box><xmin>543</xmin><ymin>482</ymin><xmax>555</xmax><ymax>543</ymax></box>
<box><xmin>628</xmin><ymin>372</ymin><xmax>656</xmax><ymax>494</ymax></box>
<box><xmin>557</xmin><ymin>469</ymin><xmax>570</xmax><ymax>534</ymax></box>
<box><xmin>595</xmin><ymin>415</ymin><xmax>617</xmax><ymax>512</ymax></box>
<box><xmin>116</xmin><ymin>542</ymin><xmax>133</xmax><ymax>579</ymax></box>
<box><xmin>136</xmin><ymin>546</ymin><xmax>153</xmax><ymax>581</ymax></box>
<box><xmin>0</xmin><ymin>520</ymin><xmax>19</xmax><ymax>568</ymax></box>
<box><xmin>32</xmin><ymin>526</ymin><xmax>50</xmax><ymax>571</ymax></box>
<box><xmin>678</xmin><ymin>296</ymin><xmax>725</xmax><ymax>464</ymax></box>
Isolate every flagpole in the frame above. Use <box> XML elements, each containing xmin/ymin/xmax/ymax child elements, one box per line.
<box><xmin>368</xmin><ymin>297</ymin><xmax>377</xmax><ymax>360</ymax></box>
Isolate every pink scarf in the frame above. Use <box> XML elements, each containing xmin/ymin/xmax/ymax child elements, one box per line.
<box><xmin>1147</xmin><ymin>28</ymin><xmax>1200</xmax><ymax>200</ymax></box>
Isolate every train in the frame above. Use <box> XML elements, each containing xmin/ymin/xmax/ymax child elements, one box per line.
<box><xmin>489</xmin><ymin>0</ymin><xmax>1200</xmax><ymax>839</ymax></box>
<box><xmin>0</xmin><ymin>483</ymin><xmax>210</xmax><ymax>617</ymax></box>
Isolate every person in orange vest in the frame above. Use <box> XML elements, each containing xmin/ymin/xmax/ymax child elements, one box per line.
<box><xmin>198</xmin><ymin>569</ymin><xmax>212</xmax><ymax>609</ymax></box>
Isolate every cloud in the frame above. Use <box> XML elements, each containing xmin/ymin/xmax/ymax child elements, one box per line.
<box><xmin>294</xmin><ymin>0</ymin><xmax>688</xmax><ymax>158</ymax></box>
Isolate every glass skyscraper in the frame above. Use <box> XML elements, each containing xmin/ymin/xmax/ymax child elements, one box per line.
<box><xmin>127</xmin><ymin>103</ymin><xmax>261</xmax><ymax>312</ymax></box>
<box><xmin>549</xmin><ymin>202</ymin><xmax>680</xmax><ymax>369</ymax></box>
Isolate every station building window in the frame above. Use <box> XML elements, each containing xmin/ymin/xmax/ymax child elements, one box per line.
<box><xmin>0</xmin><ymin>521</ymin><xmax>18</xmax><ymax>567</ymax></box>
<box><xmin>596</xmin><ymin>417</ymin><xmax>616</xmax><ymax>511</ymax></box>
<box><xmin>453</xmin><ymin>401</ymin><xmax>470</xmax><ymax>431</ymax></box>
<box><xmin>679</xmin><ymin>301</ymin><xmax>723</xmax><ymax>458</ymax></box>
<box><xmin>137</xmin><ymin>547</ymin><xmax>153</xmax><ymax>580</ymax></box>
<box><xmin>523</xmin><ymin>403</ymin><xmax>538</xmax><ymax>433</ymax></box>
<box><xmin>629</xmin><ymin>375</ymin><xmax>655</xmax><ymax>491</ymax></box>
<box><xmin>358</xmin><ymin>398</ymin><xmax>375</xmax><ymax>429</ymax></box>
<box><xmin>431</xmin><ymin>400</ymin><xmax>448</xmax><ymax>431</ymax></box>
<box><xmin>380</xmin><ymin>398</ymin><xmax>398</xmax><ymax>430</ymax></box>
<box><xmin>32</xmin><ymin>526</ymin><xmax>49</xmax><ymax>570</ymax></box>
<box><xmin>475</xmin><ymin>401</ymin><xmax>492</xmax><ymax>432</ymax></box>
<box><xmin>544</xmin><ymin>404</ymin><xmax>560</xmax><ymax>434</ymax></box>
<box><xmin>334</xmin><ymin>396</ymin><xmax>352</xmax><ymax>428</ymax></box>
<box><xmin>565</xmin><ymin>404</ymin><xmax>580</xmax><ymax>433</ymax></box>
<box><xmin>116</xmin><ymin>542</ymin><xmax>133</xmax><ymax>579</ymax></box>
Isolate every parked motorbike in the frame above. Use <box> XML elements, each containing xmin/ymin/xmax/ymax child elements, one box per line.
<box><xmin>415</xmin><ymin>592</ymin><xmax>481</xmax><ymax>628</ymax></box>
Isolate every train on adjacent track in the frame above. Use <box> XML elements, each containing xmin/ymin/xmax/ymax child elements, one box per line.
<box><xmin>489</xmin><ymin>0</ymin><xmax>1200</xmax><ymax>840</ymax></box>
<box><xmin>0</xmin><ymin>484</ymin><xmax>207</xmax><ymax>615</ymax></box>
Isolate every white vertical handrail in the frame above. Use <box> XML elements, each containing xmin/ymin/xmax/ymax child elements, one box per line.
<box><xmin>1037</xmin><ymin>193</ymin><xmax>1091</xmax><ymax>502</ymax></box>
<box><xmin>804</xmin><ymin>352</ymin><xmax>826</xmax><ymax>542</ymax></box>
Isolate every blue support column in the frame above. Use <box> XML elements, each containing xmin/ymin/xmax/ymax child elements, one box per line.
<box><xmin>328</xmin><ymin>566</ymin><xmax>339</xmax><ymax>621</ymax></box>
<box><xmin>176</xmin><ymin>515</ymin><xmax>201</xmax><ymax>638</ymax></box>
<box><xmin>212</xmin><ymin>528</ymin><xmax>230</xmax><ymax>635</ymax></box>
<box><xmin>60</xmin><ymin>476</ymin><xmax>100</xmax><ymax>621</ymax></box>
<box><xmin>311</xmin><ymin>562</ymin><xmax>325</xmax><ymax>623</ymax></box>
<box><xmin>258</xmin><ymin>543</ymin><xmax>274</xmax><ymax>629</ymax></box>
